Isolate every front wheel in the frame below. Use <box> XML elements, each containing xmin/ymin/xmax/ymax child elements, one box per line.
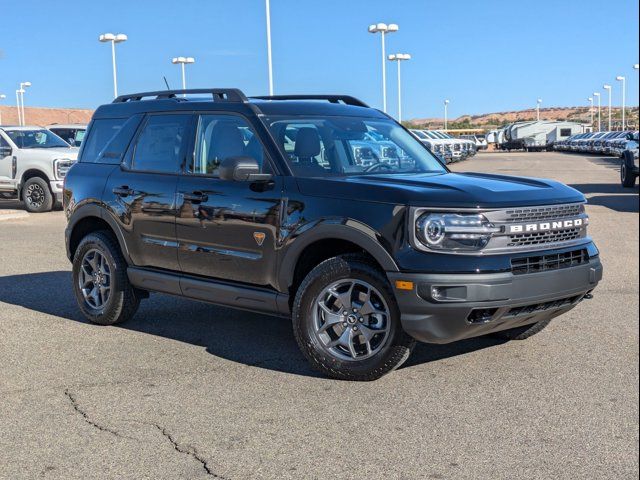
<box><xmin>22</xmin><ymin>177</ymin><xmax>53</xmax><ymax>213</ymax></box>
<box><xmin>292</xmin><ymin>254</ymin><xmax>415</xmax><ymax>381</ymax></box>
<box><xmin>621</xmin><ymin>151</ymin><xmax>637</xmax><ymax>187</ymax></box>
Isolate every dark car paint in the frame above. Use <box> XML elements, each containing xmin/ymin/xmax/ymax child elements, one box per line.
<box><xmin>65</xmin><ymin>97</ymin><xmax>596</xmax><ymax>306</ymax></box>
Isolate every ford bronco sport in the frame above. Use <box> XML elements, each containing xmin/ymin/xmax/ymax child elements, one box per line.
<box><xmin>64</xmin><ymin>89</ymin><xmax>602</xmax><ymax>380</ymax></box>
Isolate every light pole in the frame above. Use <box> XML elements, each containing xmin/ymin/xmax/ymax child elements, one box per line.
<box><xmin>536</xmin><ymin>98</ymin><xmax>542</xmax><ymax>121</ymax></box>
<box><xmin>19</xmin><ymin>82</ymin><xmax>31</xmax><ymax>126</ymax></box>
<box><xmin>387</xmin><ymin>53</ymin><xmax>411</xmax><ymax>122</ymax></box>
<box><xmin>444</xmin><ymin>99</ymin><xmax>450</xmax><ymax>130</ymax></box>
<box><xmin>593</xmin><ymin>92</ymin><xmax>601</xmax><ymax>131</ymax></box>
<box><xmin>15</xmin><ymin>91</ymin><xmax>22</xmax><ymax>126</ymax></box>
<box><xmin>588</xmin><ymin>97</ymin><xmax>594</xmax><ymax>128</ymax></box>
<box><xmin>99</xmin><ymin>33</ymin><xmax>128</xmax><ymax>98</ymax></box>
<box><xmin>368</xmin><ymin>22</ymin><xmax>399</xmax><ymax>113</ymax></box>
<box><xmin>616</xmin><ymin>76</ymin><xmax>626</xmax><ymax>129</ymax></box>
<box><xmin>172</xmin><ymin>57</ymin><xmax>195</xmax><ymax>94</ymax></box>
<box><xmin>265</xmin><ymin>0</ymin><xmax>274</xmax><ymax>95</ymax></box>
<box><xmin>603</xmin><ymin>84</ymin><xmax>612</xmax><ymax>130</ymax></box>
<box><xmin>0</xmin><ymin>94</ymin><xmax>5</xmax><ymax>125</ymax></box>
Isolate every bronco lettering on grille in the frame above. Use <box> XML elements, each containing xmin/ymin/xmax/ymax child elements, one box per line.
<box><xmin>509</xmin><ymin>218</ymin><xmax>584</xmax><ymax>234</ymax></box>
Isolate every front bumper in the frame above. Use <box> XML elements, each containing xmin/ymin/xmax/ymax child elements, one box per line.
<box><xmin>387</xmin><ymin>257</ymin><xmax>602</xmax><ymax>344</ymax></box>
<box><xmin>50</xmin><ymin>180</ymin><xmax>64</xmax><ymax>203</ymax></box>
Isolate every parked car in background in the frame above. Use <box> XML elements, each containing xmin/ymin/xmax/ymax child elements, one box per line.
<box><xmin>47</xmin><ymin>124</ymin><xmax>87</xmax><ymax>147</ymax></box>
<box><xmin>410</xmin><ymin>129</ymin><xmax>448</xmax><ymax>162</ymax></box>
<box><xmin>620</xmin><ymin>133</ymin><xmax>639</xmax><ymax>187</ymax></box>
<box><xmin>461</xmin><ymin>134</ymin><xmax>488</xmax><ymax>150</ymax></box>
<box><xmin>0</xmin><ymin>126</ymin><xmax>78</xmax><ymax>212</ymax></box>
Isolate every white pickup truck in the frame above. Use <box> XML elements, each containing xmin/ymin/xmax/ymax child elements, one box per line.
<box><xmin>0</xmin><ymin>126</ymin><xmax>78</xmax><ymax>212</ymax></box>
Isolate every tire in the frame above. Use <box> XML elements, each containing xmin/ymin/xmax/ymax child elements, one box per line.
<box><xmin>292</xmin><ymin>254</ymin><xmax>415</xmax><ymax>381</ymax></box>
<box><xmin>72</xmin><ymin>231</ymin><xmax>140</xmax><ymax>326</ymax></box>
<box><xmin>492</xmin><ymin>318</ymin><xmax>551</xmax><ymax>341</ymax></box>
<box><xmin>621</xmin><ymin>152</ymin><xmax>636</xmax><ymax>188</ymax></box>
<box><xmin>21</xmin><ymin>176</ymin><xmax>53</xmax><ymax>213</ymax></box>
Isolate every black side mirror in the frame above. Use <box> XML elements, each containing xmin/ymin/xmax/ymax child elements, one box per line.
<box><xmin>219</xmin><ymin>156</ymin><xmax>272</xmax><ymax>182</ymax></box>
<box><xmin>627</xmin><ymin>133</ymin><xmax>633</xmax><ymax>140</ymax></box>
<box><xmin>0</xmin><ymin>145</ymin><xmax>12</xmax><ymax>157</ymax></box>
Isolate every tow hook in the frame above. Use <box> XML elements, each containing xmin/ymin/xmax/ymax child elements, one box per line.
<box><xmin>583</xmin><ymin>293</ymin><xmax>594</xmax><ymax>300</ymax></box>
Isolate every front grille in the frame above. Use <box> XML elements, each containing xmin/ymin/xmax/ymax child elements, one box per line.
<box><xmin>511</xmin><ymin>249</ymin><xmax>588</xmax><ymax>275</ymax></box>
<box><xmin>508</xmin><ymin>227</ymin><xmax>582</xmax><ymax>247</ymax></box>
<box><xmin>453</xmin><ymin>144</ymin><xmax>461</xmax><ymax>151</ymax></box>
<box><xmin>503</xmin><ymin>295</ymin><xmax>583</xmax><ymax>319</ymax></box>
<box><xmin>505</xmin><ymin>204</ymin><xmax>583</xmax><ymax>223</ymax></box>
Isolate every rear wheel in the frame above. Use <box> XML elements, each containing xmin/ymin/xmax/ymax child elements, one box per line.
<box><xmin>292</xmin><ymin>254</ymin><xmax>415</xmax><ymax>381</ymax></box>
<box><xmin>492</xmin><ymin>318</ymin><xmax>551</xmax><ymax>340</ymax></box>
<box><xmin>621</xmin><ymin>151</ymin><xmax>637</xmax><ymax>187</ymax></box>
<box><xmin>22</xmin><ymin>177</ymin><xmax>53</xmax><ymax>213</ymax></box>
<box><xmin>72</xmin><ymin>231</ymin><xmax>140</xmax><ymax>325</ymax></box>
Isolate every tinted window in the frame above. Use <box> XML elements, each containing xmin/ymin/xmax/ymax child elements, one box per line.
<box><xmin>189</xmin><ymin>114</ymin><xmax>268</xmax><ymax>176</ymax></box>
<box><xmin>266</xmin><ymin>116</ymin><xmax>445</xmax><ymax>177</ymax></box>
<box><xmin>132</xmin><ymin>114</ymin><xmax>190</xmax><ymax>173</ymax></box>
<box><xmin>560</xmin><ymin>128</ymin><xmax>572</xmax><ymax>137</ymax></box>
<box><xmin>80</xmin><ymin>118</ymin><xmax>126</xmax><ymax>162</ymax></box>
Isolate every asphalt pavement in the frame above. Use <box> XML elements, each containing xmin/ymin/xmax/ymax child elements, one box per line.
<box><xmin>0</xmin><ymin>151</ymin><xmax>638</xmax><ymax>480</ymax></box>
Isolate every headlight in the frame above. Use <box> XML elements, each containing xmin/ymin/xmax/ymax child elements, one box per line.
<box><xmin>415</xmin><ymin>213</ymin><xmax>500</xmax><ymax>251</ymax></box>
<box><xmin>54</xmin><ymin>158</ymin><xmax>75</xmax><ymax>180</ymax></box>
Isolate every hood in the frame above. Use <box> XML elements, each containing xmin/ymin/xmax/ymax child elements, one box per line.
<box><xmin>295</xmin><ymin>172</ymin><xmax>585</xmax><ymax>209</ymax></box>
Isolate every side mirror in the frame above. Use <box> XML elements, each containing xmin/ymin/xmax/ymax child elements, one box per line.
<box><xmin>0</xmin><ymin>145</ymin><xmax>12</xmax><ymax>158</ymax></box>
<box><xmin>219</xmin><ymin>156</ymin><xmax>272</xmax><ymax>182</ymax></box>
<box><xmin>627</xmin><ymin>133</ymin><xmax>633</xmax><ymax>140</ymax></box>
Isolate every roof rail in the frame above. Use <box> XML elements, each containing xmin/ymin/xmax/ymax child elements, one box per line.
<box><xmin>113</xmin><ymin>88</ymin><xmax>248</xmax><ymax>103</ymax></box>
<box><xmin>250</xmin><ymin>95</ymin><xmax>369</xmax><ymax>108</ymax></box>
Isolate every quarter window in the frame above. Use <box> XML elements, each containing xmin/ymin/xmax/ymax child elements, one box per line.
<box><xmin>189</xmin><ymin>115</ymin><xmax>268</xmax><ymax>176</ymax></box>
<box><xmin>132</xmin><ymin>114</ymin><xmax>191</xmax><ymax>173</ymax></box>
<box><xmin>80</xmin><ymin>118</ymin><xmax>126</xmax><ymax>162</ymax></box>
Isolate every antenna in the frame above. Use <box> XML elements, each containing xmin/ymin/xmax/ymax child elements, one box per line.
<box><xmin>163</xmin><ymin>76</ymin><xmax>171</xmax><ymax>90</ymax></box>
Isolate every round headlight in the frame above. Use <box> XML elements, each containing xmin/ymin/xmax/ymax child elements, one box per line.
<box><xmin>424</xmin><ymin>217</ymin><xmax>445</xmax><ymax>245</ymax></box>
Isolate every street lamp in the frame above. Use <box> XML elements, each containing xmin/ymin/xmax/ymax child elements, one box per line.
<box><xmin>368</xmin><ymin>22</ymin><xmax>399</xmax><ymax>113</ymax></box>
<box><xmin>593</xmin><ymin>92</ymin><xmax>601</xmax><ymax>131</ymax></box>
<box><xmin>603</xmin><ymin>84</ymin><xmax>612</xmax><ymax>130</ymax></box>
<box><xmin>99</xmin><ymin>33</ymin><xmax>128</xmax><ymax>98</ymax></box>
<box><xmin>588</xmin><ymin>97</ymin><xmax>594</xmax><ymax>128</ymax></box>
<box><xmin>444</xmin><ymin>99</ymin><xmax>450</xmax><ymax>130</ymax></box>
<box><xmin>19</xmin><ymin>82</ymin><xmax>31</xmax><ymax>126</ymax></box>
<box><xmin>172</xmin><ymin>57</ymin><xmax>195</xmax><ymax>94</ymax></box>
<box><xmin>616</xmin><ymin>76</ymin><xmax>626</xmax><ymax>130</ymax></box>
<box><xmin>536</xmin><ymin>98</ymin><xmax>542</xmax><ymax>121</ymax></box>
<box><xmin>0</xmin><ymin>94</ymin><xmax>6</xmax><ymax>125</ymax></box>
<box><xmin>387</xmin><ymin>53</ymin><xmax>411</xmax><ymax>122</ymax></box>
<box><xmin>265</xmin><ymin>0</ymin><xmax>274</xmax><ymax>95</ymax></box>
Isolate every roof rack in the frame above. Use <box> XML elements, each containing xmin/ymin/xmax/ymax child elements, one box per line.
<box><xmin>250</xmin><ymin>95</ymin><xmax>369</xmax><ymax>108</ymax></box>
<box><xmin>113</xmin><ymin>88</ymin><xmax>248</xmax><ymax>103</ymax></box>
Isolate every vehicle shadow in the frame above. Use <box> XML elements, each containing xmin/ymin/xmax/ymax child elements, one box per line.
<box><xmin>569</xmin><ymin>183</ymin><xmax>639</xmax><ymax>213</ymax></box>
<box><xmin>0</xmin><ymin>199</ymin><xmax>25</xmax><ymax>210</ymax></box>
<box><xmin>0</xmin><ymin>270</ymin><xmax>505</xmax><ymax>378</ymax></box>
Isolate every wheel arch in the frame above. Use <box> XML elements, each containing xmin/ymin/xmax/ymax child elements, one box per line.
<box><xmin>19</xmin><ymin>169</ymin><xmax>50</xmax><ymax>194</ymax></box>
<box><xmin>66</xmin><ymin>205</ymin><xmax>132</xmax><ymax>264</ymax></box>
<box><xmin>278</xmin><ymin>222</ymin><xmax>399</xmax><ymax>298</ymax></box>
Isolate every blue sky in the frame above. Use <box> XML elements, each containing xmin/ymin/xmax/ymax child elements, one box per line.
<box><xmin>0</xmin><ymin>0</ymin><xmax>638</xmax><ymax>119</ymax></box>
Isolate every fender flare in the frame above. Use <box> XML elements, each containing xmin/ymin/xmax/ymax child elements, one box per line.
<box><xmin>276</xmin><ymin>221</ymin><xmax>399</xmax><ymax>291</ymax></box>
<box><xmin>66</xmin><ymin>203</ymin><xmax>132</xmax><ymax>264</ymax></box>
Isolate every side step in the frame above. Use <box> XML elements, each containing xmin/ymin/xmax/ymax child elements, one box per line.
<box><xmin>127</xmin><ymin>267</ymin><xmax>290</xmax><ymax>317</ymax></box>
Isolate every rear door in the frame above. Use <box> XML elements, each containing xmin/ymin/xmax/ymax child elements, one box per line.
<box><xmin>104</xmin><ymin>113</ymin><xmax>192</xmax><ymax>272</ymax></box>
<box><xmin>175</xmin><ymin>113</ymin><xmax>282</xmax><ymax>286</ymax></box>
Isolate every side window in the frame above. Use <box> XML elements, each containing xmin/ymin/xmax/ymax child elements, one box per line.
<box><xmin>132</xmin><ymin>114</ymin><xmax>191</xmax><ymax>173</ymax></box>
<box><xmin>189</xmin><ymin>114</ymin><xmax>269</xmax><ymax>176</ymax></box>
<box><xmin>79</xmin><ymin>118</ymin><xmax>126</xmax><ymax>163</ymax></box>
<box><xmin>560</xmin><ymin>128</ymin><xmax>572</xmax><ymax>137</ymax></box>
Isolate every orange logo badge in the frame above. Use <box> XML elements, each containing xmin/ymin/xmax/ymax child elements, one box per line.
<box><xmin>253</xmin><ymin>232</ymin><xmax>266</xmax><ymax>246</ymax></box>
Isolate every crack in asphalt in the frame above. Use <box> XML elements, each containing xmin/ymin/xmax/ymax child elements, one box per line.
<box><xmin>152</xmin><ymin>424</ymin><xmax>228</xmax><ymax>479</ymax></box>
<box><xmin>63</xmin><ymin>389</ymin><xmax>122</xmax><ymax>437</ymax></box>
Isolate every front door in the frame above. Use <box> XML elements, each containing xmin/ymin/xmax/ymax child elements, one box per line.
<box><xmin>0</xmin><ymin>134</ymin><xmax>15</xmax><ymax>189</ymax></box>
<box><xmin>175</xmin><ymin>113</ymin><xmax>282</xmax><ymax>287</ymax></box>
<box><xmin>104</xmin><ymin>113</ymin><xmax>192</xmax><ymax>272</ymax></box>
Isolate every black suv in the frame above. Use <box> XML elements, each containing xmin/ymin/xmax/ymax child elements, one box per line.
<box><xmin>64</xmin><ymin>89</ymin><xmax>602</xmax><ymax>380</ymax></box>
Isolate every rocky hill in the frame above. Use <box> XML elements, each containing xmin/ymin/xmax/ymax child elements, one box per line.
<box><xmin>0</xmin><ymin>106</ymin><xmax>93</xmax><ymax>126</ymax></box>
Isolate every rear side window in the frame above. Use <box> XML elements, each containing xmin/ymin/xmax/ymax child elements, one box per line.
<box><xmin>79</xmin><ymin>118</ymin><xmax>126</xmax><ymax>162</ymax></box>
<box><xmin>560</xmin><ymin>128</ymin><xmax>572</xmax><ymax>137</ymax></box>
<box><xmin>131</xmin><ymin>114</ymin><xmax>191</xmax><ymax>173</ymax></box>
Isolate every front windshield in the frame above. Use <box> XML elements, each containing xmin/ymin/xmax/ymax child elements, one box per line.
<box><xmin>265</xmin><ymin>116</ymin><xmax>447</xmax><ymax>177</ymax></box>
<box><xmin>5</xmin><ymin>129</ymin><xmax>70</xmax><ymax>149</ymax></box>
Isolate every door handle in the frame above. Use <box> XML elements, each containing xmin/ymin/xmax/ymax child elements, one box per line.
<box><xmin>113</xmin><ymin>186</ymin><xmax>134</xmax><ymax>197</ymax></box>
<box><xmin>182</xmin><ymin>191</ymin><xmax>209</xmax><ymax>203</ymax></box>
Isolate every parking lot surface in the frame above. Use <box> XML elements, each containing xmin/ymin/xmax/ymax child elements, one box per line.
<box><xmin>0</xmin><ymin>151</ymin><xmax>638</xmax><ymax>480</ymax></box>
